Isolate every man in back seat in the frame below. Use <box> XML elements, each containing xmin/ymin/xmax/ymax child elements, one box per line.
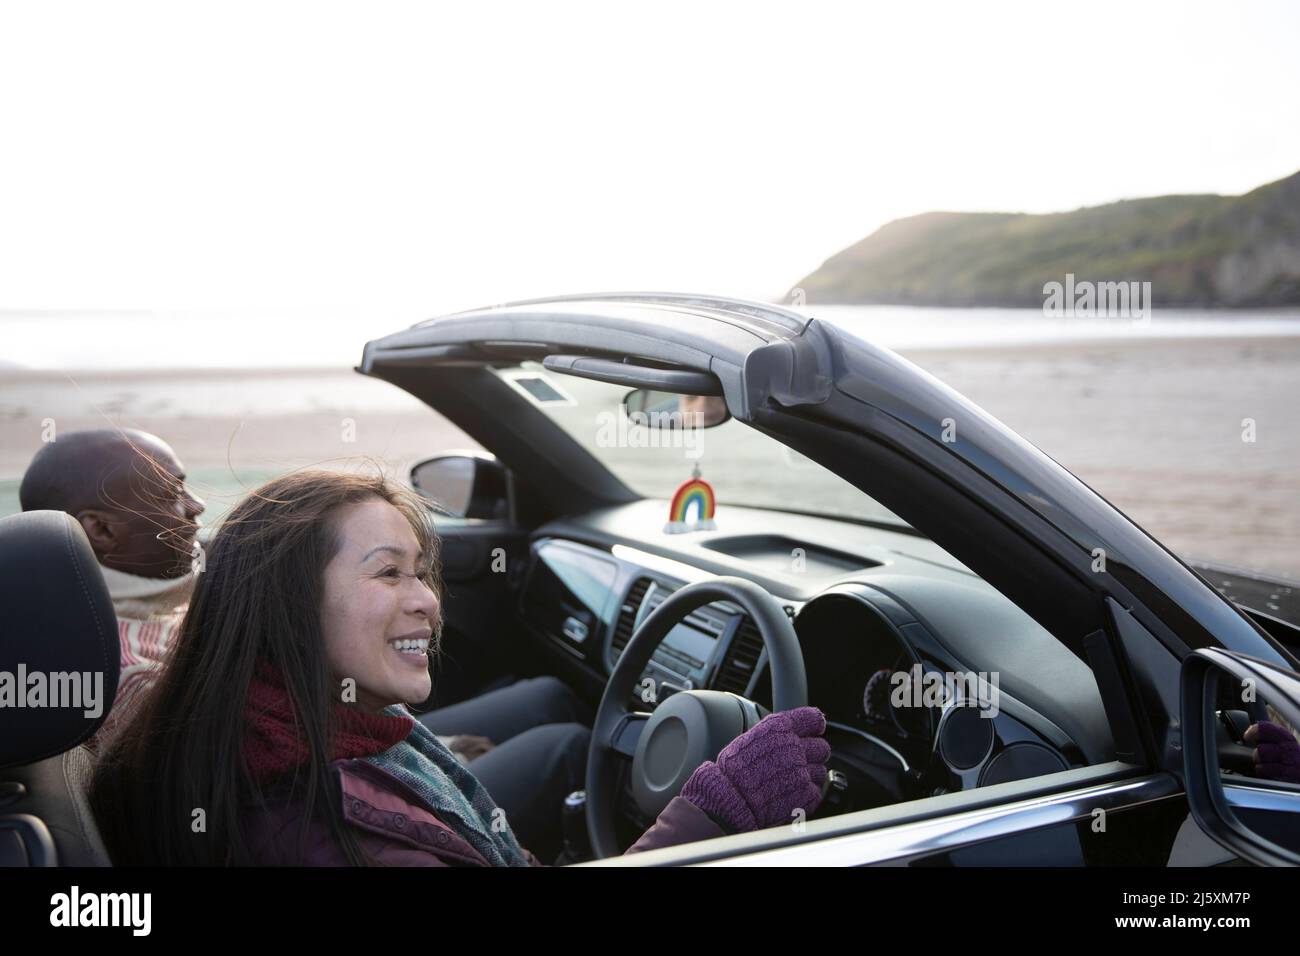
<box><xmin>20</xmin><ymin>429</ymin><xmax>205</xmax><ymax>750</ymax></box>
<box><xmin>19</xmin><ymin>428</ymin><xmax>591</xmax><ymax>861</ymax></box>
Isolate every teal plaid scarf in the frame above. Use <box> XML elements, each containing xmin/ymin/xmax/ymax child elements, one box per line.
<box><xmin>364</xmin><ymin>707</ymin><xmax>532</xmax><ymax>867</ymax></box>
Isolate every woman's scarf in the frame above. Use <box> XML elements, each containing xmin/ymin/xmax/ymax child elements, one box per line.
<box><xmin>243</xmin><ymin>662</ymin><xmax>531</xmax><ymax>867</ymax></box>
<box><xmin>366</xmin><ymin>708</ymin><xmax>532</xmax><ymax>867</ymax></box>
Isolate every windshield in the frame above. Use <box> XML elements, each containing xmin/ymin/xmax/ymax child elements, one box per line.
<box><xmin>495</xmin><ymin>362</ymin><xmax>908</xmax><ymax>529</ymax></box>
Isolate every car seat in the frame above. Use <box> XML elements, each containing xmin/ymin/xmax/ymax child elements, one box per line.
<box><xmin>0</xmin><ymin>510</ymin><xmax>119</xmax><ymax>866</ymax></box>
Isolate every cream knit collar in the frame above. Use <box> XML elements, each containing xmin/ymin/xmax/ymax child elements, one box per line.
<box><xmin>98</xmin><ymin>563</ymin><xmax>198</xmax><ymax>622</ymax></box>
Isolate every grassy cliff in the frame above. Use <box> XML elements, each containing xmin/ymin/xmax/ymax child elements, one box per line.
<box><xmin>791</xmin><ymin>169</ymin><xmax>1300</xmax><ymax>307</ymax></box>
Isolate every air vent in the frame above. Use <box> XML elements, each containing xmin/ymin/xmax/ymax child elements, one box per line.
<box><xmin>610</xmin><ymin>578</ymin><xmax>653</xmax><ymax>659</ymax></box>
<box><xmin>714</xmin><ymin>616</ymin><xmax>763</xmax><ymax>695</ymax></box>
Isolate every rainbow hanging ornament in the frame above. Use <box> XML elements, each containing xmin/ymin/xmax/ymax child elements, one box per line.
<box><xmin>664</xmin><ymin>463</ymin><xmax>716</xmax><ymax>534</ymax></box>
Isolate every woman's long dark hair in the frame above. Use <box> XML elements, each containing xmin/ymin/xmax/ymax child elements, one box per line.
<box><xmin>89</xmin><ymin>468</ymin><xmax>443</xmax><ymax>865</ymax></box>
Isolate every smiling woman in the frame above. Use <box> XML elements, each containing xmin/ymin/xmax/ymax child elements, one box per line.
<box><xmin>88</xmin><ymin>468</ymin><xmax>453</xmax><ymax>866</ymax></box>
<box><xmin>87</xmin><ymin>466</ymin><xmax>829</xmax><ymax>866</ymax></box>
<box><xmin>319</xmin><ymin>498</ymin><xmax>442</xmax><ymax>712</ymax></box>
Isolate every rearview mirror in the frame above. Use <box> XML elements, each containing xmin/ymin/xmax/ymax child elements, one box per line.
<box><xmin>622</xmin><ymin>389</ymin><xmax>730</xmax><ymax>429</ymax></box>
<box><xmin>410</xmin><ymin>453</ymin><xmax>511</xmax><ymax>520</ymax></box>
<box><xmin>1181</xmin><ymin>648</ymin><xmax>1300</xmax><ymax>865</ymax></box>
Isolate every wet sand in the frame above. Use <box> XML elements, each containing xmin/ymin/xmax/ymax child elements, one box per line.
<box><xmin>901</xmin><ymin>337</ymin><xmax>1300</xmax><ymax>580</ymax></box>
<box><xmin>2</xmin><ymin>335</ymin><xmax>1298</xmax><ymax>580</ymax></box>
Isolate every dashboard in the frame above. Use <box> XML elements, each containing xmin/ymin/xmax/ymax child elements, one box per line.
<box><xmin>514</xmin><ymin>500</ymin><xmax>1115</xmax><ymax>824</ymax></box>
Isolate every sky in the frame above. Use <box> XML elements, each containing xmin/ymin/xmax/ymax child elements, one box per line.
<box><xmin>1</xmin><ymin>0</ymin><xmax>1298</xmax><ymax>319</ymax></box>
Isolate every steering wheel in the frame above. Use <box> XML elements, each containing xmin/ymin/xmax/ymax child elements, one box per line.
<box><xmin>585</xmin><ymin>576</ymin><xmax>808</xmax><ymax>859</ymax></box>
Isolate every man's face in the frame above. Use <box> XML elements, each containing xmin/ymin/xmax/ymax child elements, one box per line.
<box><xmin>93</xmin><ymin>441</ymin><xmax>206</xmax><ymax>578</ymax></box>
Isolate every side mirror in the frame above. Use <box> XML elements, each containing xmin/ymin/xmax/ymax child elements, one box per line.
<box><xmin>410</xmin><ymin>452</ymin><xmax>511</xmax><ymax>521</ymax></box>
<box><xmin>622</xmin><ymin>389</ymin><xmax>730</xmax><ymax>429</ymax></box>
<box><xmin>1181</xmin><ymin>648</ymin><xmax>1300</xmax><ymax>865</ymax></box>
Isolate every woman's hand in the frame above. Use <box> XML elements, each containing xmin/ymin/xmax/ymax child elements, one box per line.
<box><xmin>680</xmin><ymin>705</ymin><xmax>831</xmax><ymax>833</ymax></box>
<box><xmin>446</xmin><ymin>734</ymin><xmax>496</xmax><ymax>762</ymax></box>
<box><xmin>1244</xmin><ymin>721</ymin><xmax>1300</xmax><ymax>783</ymax></box>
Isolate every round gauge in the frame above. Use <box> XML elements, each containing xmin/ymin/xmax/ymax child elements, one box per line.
<box><xmin>861</xmin><ymin>655</ymin><xmax>932</xmax><ymax>739</ymax></box>
<box><xmin>862</xmin><ymin>667</ymin><xmax>894</xmax><ymax>723</ymax></box>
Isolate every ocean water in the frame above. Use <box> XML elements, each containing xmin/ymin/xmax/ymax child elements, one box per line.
<box><xmin>4</xmin><ymin>305</ymin><xmax>1300</xmax><ymax>371</ymax></box>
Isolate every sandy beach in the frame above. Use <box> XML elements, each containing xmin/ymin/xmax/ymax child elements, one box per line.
<box><xmin>2</xmin><ymin>335</ymin><xmax>1298</xmax><ymax>581</ymax></box>
<box><xmin>904</xmin><ymin>336</ymin><xmax>1300</xmax><ymax>581</ymax></box>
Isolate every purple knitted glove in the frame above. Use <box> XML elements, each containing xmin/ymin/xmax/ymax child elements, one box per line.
<box><xmin>1245</xmin><ymin>721</ymin><xmax>1300</xmax><ymax>783</ymax></box>
<box><xmin>680</xmin><ymin>706</ymin><xmax>831</xmax><ymax>833</ymax></box>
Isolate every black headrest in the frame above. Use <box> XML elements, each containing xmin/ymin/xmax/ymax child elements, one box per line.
<box><xmin>0</xmin><ymin>510</ymin><xmax>119</xmax><ymax>768</ymax></box>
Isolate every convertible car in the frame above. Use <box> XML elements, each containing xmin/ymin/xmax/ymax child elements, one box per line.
<box><xmin>4</xmin><ymin>292</ymin><xmax>1299</xmax><ymax>867</ymax></box>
